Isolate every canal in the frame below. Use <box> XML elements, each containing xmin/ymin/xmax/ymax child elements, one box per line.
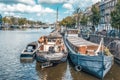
<box><xmin>0</xmin><ymin>28</ymin><xmax>120</xmax><ymax>80</ymax></box>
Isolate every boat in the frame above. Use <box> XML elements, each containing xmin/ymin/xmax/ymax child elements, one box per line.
<box><xmin>20</xmin><ymin>41</ymin><xmax>39</xmax><ymax>60</ymax></box>
<box><xmin>64</xmin><ymin>29</ymin><xmax>114</xmax><ymax>79</ymax></box>
<box><xmin>43</xmin><ymin>26</ymin><xmax>48</xmax><ymax>29</ymax></box>
<box><xmin>36</xmin><ymin>30</ymin><xmax>68</xmax><ymax>68</ymax></box>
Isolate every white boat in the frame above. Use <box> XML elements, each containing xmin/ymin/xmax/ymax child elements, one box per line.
<box><xmin>20</xmin><ymin>41</ymin><xmax>39</xmax><ymax>60</ymax></box>
<box><xmin>36</xmin><ymin>30</ymin><xmax>68</xmax><ymax>68</ymax></box>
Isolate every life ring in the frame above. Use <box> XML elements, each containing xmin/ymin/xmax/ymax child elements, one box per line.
<box><xmin>75</xmin><ymin>65</ymin><xmax>82</xmax><ymax>71</ymax></box>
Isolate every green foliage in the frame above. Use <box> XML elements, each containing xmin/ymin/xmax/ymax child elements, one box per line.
<box><xmin>80</xmin><ymin>15</ymin><xmax>88</xmax><ymax>27</ymax></box>
<box><xmin>18</xmin><ymin>18</ymin><xmax>27</xmax><ymax>25</ymax></box>
<box><xmin>90</xmin><ymin>5</ymin><xmax>100</xmax><ymax>26</ymax></box>
<box><xmin>2</xmin><ymin>17</ymin><xmax>12</xmax><ymax>24</ymax></box>
<box><xmin>59</xmin><ymin>16</ymin><xmax>76</xmax><ymax>28</ymax></box>
<box><xmin>73</xmin><ymin>7</ymin><xmax>82</xmax><ymax>28</ymax></box>
<box><xmin>111</xmin><ymin>0</ymin><xmax>120</xmax><ymax>29</ymax></box>
<box><xmin>2</xmin><ymin>16</ymin><xmax>44</xmax><ymax>25</ymax></box>
<box><xmin>11</xmin><ymin>17</ymin><xmax>17</xmax><ymax>25</ymax></box>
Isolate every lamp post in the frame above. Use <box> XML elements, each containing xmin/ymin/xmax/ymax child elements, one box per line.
<box><xmin>106</xmin><ymin>13</ymin><xmax>109</xmax><ymax>31</ymax></box>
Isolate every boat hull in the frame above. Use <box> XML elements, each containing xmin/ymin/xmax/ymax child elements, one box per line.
<box><xmin>68</xmin><ymin>52</ymin><xmax>113</xmax><ymax>78</ymax></box>
<box><xmin>20</xmin><ymin>53</ymin><xmax>36</xmax><ymax>60</ymax></box>
<box><xmin>64</xmin><ymin>37</ymin><xmax>113</xmax><ymax>79</ymax></box>
<box><xmin>20</xmin><ymin>41</ymin><xmax>39</xmax><ymax>60</ymax></box>
<box><xmin>36</xmin><ymin>53</ymin><xmax>67</xmax><ymax>63</ymax></box>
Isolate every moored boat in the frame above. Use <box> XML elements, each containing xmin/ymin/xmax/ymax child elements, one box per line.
<box><xmin>36</xmin><ymin>30</ymin><xmax>68</xmax><ymax>68</ymax></box>
<box><xmin>20</xmin><ymin>41</ymin><xmax>39</xmax><ymax>60</ymax></box>
<box><xmin>64</xmin><ymin>29</ymin><xmax>114</xmax><ymax>79</ymax></box>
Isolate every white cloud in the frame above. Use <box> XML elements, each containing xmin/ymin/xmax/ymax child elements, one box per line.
<box><xmin>0</xmin><ymin>3</ymin><xmax>55</xmax><ymax>13</ymax></box>
<box><xmin>0</xmin><ymin>0</ymin><xmax>36</xmax><ymax>5</ymax></box>
<box><xmin>64</xmin><ymin>0</ymin><xmax>100</xmax><ymax>9</ymax></box>
<box><xmin>44</xmin><ymin>8</ymin><xmax>55</xmax><ymax>13</ymax></box>
<box><xmin>18</xmin><ymin>0</ymin><xmax>35</xmax><ymax>5</ymax></box>
<box><xmin>38</xmin><ymin>0</ymin><xmax>66</xmax><ymax>4</ymax></box>
<box><xmin>63</xmin><ymin>3</ymin><xmax>73</xmax><ymax>10</ymax></box>
<box><xmin>37</xmin><ymin>13</ymin><xmax>41</xmax><ymax>16</ymax></box>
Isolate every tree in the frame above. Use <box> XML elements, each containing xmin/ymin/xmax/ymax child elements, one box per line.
<box><xmin>2</xmin><ymin>17</ymin><xmax>12</xmax><ymax>24</ymax></box>
<box><xmin>59</xmin><ymin>16</ymin><xmax>76</xmax><ymax>28</ymax></box>
<box><xmin>18</xmin><ymin>18</ymin><xmax>27</xmax><ymax>25</ymax></box>
<box><xmin>73</xmin><ymin>7</ymin><xmax>82</xmax><ymax>28</ymax></box>
<box><xmin>90</xmin><ymin>5</ymin><xmax>100</xmax><ymax>30</ymax></box>
<box><xmin>11</xmin><ymin>16</ymin><xmax>18</xmax><ymax>25</ymax></box>
<box><xmin>80</xmin><ymin>15</ymin><xmax>88</xmax><ymax>28</ymax></box>
<box><xmin>111</xmin><ymin>0</ymin><xmax>120</xmax><ymax>30</ymax></box>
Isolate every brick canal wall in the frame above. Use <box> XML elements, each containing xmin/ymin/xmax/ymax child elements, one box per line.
<box><xmin>89</xmin><ymin>34</ymin><xmax>120</xmax><ymax>46</ymax></box>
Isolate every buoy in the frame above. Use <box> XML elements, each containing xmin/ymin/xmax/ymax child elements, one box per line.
<box><xmin>75</xmin><ymin>65</ymin><xmax>82</xmax><ymax>71</ymax></box>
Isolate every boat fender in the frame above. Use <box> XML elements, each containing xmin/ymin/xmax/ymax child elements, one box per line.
<box><xmin>75</xmin><ymin>65</ymin><xmax>82</xmax><ymax>71</ymax></box>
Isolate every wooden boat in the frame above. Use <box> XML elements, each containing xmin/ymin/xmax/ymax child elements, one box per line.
<box><xmin>20</xmin><ymin>41</ymin><xmax>39</xmax><ymax>59</ymax></box>
<box><xmin>64</xmin><ymin>29</ymin><xmax>114</xmax><ymax>79</ymax></box>
<box><xmin>36</xmin><ymin>30</ymin><xmax>68</xmax><ymax>68</ymax></box>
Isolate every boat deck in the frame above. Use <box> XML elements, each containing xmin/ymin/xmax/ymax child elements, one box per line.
<box><xmin>67</xmin><ymin>36</ymin><xmax>101</xmax><ymax>55</ymax></box>
<box><xmin>67</xmin><ymin>36</ymin><xmax>98</xmax><ymax>47</ymax></box>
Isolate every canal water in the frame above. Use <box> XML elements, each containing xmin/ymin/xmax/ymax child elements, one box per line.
<box><xmin>0</xmin><ymin>28</ymin><xmax>120</xmax><ymax>80</ymax></box>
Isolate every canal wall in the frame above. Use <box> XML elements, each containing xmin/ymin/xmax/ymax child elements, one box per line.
<box><xmin>89</xmin><ymin>34</ymin><xmax>120</xmax><ymax>46</ymax></box>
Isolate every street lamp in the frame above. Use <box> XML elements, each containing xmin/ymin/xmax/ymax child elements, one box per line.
<box><xmin>106</xmin><ymin>13</ymin><xmax>109</xmax><ymax>31</ymax></box>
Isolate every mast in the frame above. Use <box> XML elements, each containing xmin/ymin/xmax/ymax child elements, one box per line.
<box><xmin>55</xmin><ymin>7</ymin><xmax>58</xmax><ymax>29</ymax></box>
<box><xmin>56</xmin><ymin>7</ymin><xmax>58</xmax><ymax>24</ymax></box>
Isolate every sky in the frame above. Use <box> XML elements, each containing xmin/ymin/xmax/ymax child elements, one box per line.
<box><xmin>0</xmin><ymin>0</ymin><xmax>100</xmax><ymax>24</ymax></box>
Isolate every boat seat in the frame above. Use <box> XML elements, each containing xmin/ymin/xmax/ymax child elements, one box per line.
<box><xmin>27</xmin><ymin>49</ymin><xmax>33</xmax><ymax>52</ymax></box>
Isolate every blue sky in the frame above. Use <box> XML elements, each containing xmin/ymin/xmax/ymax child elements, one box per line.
<box><xmin>0</xmin><ymin>0</ymin><xmax>100</xmax><ymax>23</ymax></box>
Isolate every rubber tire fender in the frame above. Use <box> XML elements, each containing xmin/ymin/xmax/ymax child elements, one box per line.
<box><xmin>75</xmin><ymin>65</ymin><xmax>82</xmax><ymax>71</ymax></box>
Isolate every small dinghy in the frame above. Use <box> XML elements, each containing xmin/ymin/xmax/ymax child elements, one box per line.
<box><xmin>36</xmin><ymin>30</ymin><xmax>68</xmax><ymax>68</ymax></box>
<box><xmin>20</xmin><ymin>41</ymin><xmax>39</xmax><ymax>60</ymax></box>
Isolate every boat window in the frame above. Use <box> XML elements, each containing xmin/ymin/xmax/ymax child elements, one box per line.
<box><xmin>27</xmin><ymin>46</ymin><xmax>33</xmax><ymax>50</ymax></box>
<box><xmin>26</xmin><ymin>46</ymin><xmax>33</xmax><ymax>52</ymax></box>
<box><xmin>49</xmin><ymin>46</ymin><xmax>55</xmax><ymax>53</ymax></box>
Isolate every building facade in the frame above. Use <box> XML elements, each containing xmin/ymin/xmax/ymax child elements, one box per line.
<box><xmin>99</xmin><ymin>0</ymin><xmax>118</xmax><ymax>30</ymax></box>
<box><xmin>84</xmin><ymin>7</ymin><xmax>92</xmax><ymax>27</ymax></box>
<box><xmin>84</xmin><ymin>2</ymin><xmax>100</xmax><ymax>31</ymax></box>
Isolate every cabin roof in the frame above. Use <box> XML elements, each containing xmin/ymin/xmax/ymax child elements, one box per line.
<box><xmin>67</xmin><ymin>37</ymin><xmax>98</xmax><ymax>47</ymax></box>
<box><xmin>48</xmin><ymin>30</ymin><xmax>62</xmax><ymax>38</ymax></box>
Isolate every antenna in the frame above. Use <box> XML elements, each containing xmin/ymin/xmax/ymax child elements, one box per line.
<box><xmin>56</xmin><ymin>7</ymin><xmax>58</xmax><ymax>23</ymax></box>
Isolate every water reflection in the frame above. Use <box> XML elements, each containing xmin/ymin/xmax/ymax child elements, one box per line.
<box><xmin>69</xmin><ymin>62</ymin><xmax>99</xmax><ymax>80</ymax></box>
<box><xmin>36</xmin><ymin>62</ymin><xmax>67</xmax><ymax>80</ymax></box>
<box><xmin>20</xmin><ymin>59</ymin><xmax>34</xmax><ymax>63</ymax></box>
<box><xmin>0</xmin><ymin>28</ymin><xmax>120</xmax><ymax>80</ymax></box>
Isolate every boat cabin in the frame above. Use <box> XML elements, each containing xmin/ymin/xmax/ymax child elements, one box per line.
<box><xmin>38</xmin><ymin>35</ymin><xmax>65</xmax><ymax>53</ymax></box>
<box><xmin>67</xmin><ymin>37</ymin><xmax>104</xmax><ymax>56</ymax></box>
<box><xmin>66</xmin><ymin>29</ymin><xmax>79</xmax><ymax>37</ymax></box>
<box><xmin>24</xmin><ymin>43</ymin><xmax>37</xmax><ymax>52</ymax></box>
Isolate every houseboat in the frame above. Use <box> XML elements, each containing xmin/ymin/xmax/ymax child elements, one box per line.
<box><xmin>64</xmin><ymin>29</ymin><xmax>114</xmax><ymax>79</ymax></box>
<box><xmin>36</xmin><ymin>30</ymin><xmax>68</xmax><ymax>68</ymax></box>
